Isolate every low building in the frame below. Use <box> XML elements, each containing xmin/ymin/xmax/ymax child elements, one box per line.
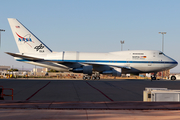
<box><xmin>0</xmin><ymin>66</ymin><xmax>10</xmax><ymax>71</ymax></box>
<box><xmin>33</xmin><ymin>68</ymin><xmax>42</xmax><ymax>73</ymax></box>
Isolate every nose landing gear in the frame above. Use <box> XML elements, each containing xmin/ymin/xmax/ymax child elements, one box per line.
<box><xmin>171</xmin><ymin>76</ymin><xmax>176</xmax><ymax>80</ymax></box>
<box><xmin>151</xmin><ymin>76</ymin><xmax>156</xmax><ymax>80</ymax></box>
<box><xmin>151</xmin><ymin>72</ymin><xmax>157</xmax><ymax>81</ymax></box>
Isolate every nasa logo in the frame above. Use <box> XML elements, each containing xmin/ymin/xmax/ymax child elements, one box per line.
<box><xmin>16</xmin><ymin>33</ymin><xmax>33</xmax><ymax>42</ymax></box>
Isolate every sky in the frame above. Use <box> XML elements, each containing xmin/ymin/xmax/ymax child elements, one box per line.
<box><xmin>0</xmin><ymin>0</ymin><xmax>180</xmax><ymax>72</ymax></box>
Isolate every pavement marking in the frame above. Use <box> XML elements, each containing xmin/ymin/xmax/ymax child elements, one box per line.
<box><xmin>72</xmin><ymin>82</ymin><xmax>80</xmax><ymax>101</ymax></box>
<box><xmin>103</xmin><ymin>81</ymin><xmax>122</xmax><ymax>89</ymax></box>
<box><xmin>104</xmin><ymin>81</ymin><xmax>142</xmax><ymax>97</ymax></box>
<box><xmin>86</xmin><ymin>81</ymin><xmax>114</xmax><ymax>101</ymax></box>
<box><xmin>26</xmin><ymin>81</ymin><xmax>51</xmax><ymax>100</ymax></box>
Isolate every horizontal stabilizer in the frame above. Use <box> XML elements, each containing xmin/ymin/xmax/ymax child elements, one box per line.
<box><xmin>5</xmin><ymin>52</ymin><xmax>44</xmax><ymax>61</ymax></box>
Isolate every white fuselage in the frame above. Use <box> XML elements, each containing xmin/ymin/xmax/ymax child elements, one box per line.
<box><xmin>16</xmin><ymin>50</ymin><xmax>178</xmax><ymax>74</ymax></box>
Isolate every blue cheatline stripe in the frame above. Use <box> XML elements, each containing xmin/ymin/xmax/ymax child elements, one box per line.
<box><xmin>17</xmin><ymin>59</ymin><xmax>30</xmax><ymax>62</ymax></box>
<box><xmin>16</xmin><ymin>59</ymin><xmax>178</xmax><ymax>64</ymax></box>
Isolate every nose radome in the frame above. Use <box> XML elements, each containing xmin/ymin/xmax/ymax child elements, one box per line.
<box><xmin>174</xmin><ymin>60</ymin><xmax>178</xmax><ymax>66</ymax></box>
<box><xmin>166</xmin><ymin>56</ymin><xmax>178</xmax><ymax>68</ymax></box>
<box><xmin>171</xmin><ymin>59</ymin><xmax>178</xmax><ymax>68</ymax></box>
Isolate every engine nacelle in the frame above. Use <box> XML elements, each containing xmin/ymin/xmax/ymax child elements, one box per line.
<box><xmin>83</xmin><ymin>65</ymin><xmax>93</xmax><ymax>75</ymax></box>
<box><xmin>72</xmin><ymin>65</ymin><xmax>93</xmax><ymax>75</ymax></box>
<box><xmin>102</xmin><ymin>68</ymin><xmax>122</xmax><ymax>77</ymax></box>
<box><xmin>112</xmin><ymin>68</ymin><xmax>122</xmax><ymax>77</ymax></box>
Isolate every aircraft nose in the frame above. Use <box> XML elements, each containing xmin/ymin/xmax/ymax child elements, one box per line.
<box><xmin>171</xmin><ymin>59</ymin><xmax>178</xmax><ymax>68</ymax></box>
<box><xmin>174</xmin><ymin>60</ymin><xmax>178</xmax><ymax>65</ymax></box>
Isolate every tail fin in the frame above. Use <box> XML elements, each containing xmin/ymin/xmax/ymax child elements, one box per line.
<box><xmin>8</xmin><ymin>18</ymin><xmax>52</xmax><ymax>54</ymax></box>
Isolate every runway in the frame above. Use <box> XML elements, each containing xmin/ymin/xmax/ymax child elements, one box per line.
<box><xmin>1</xmin><ymin>78</ymin><xmax>180</xmax><ymax>119</ymax></box>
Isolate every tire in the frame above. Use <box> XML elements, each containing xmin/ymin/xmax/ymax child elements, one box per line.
<box><xmin>83</xmin><ymin>76</ymin><xmax>87</xmax><ymax>80</ymax></box>
<box><xmin>96</xmin><ymin>76</ymin><xmax>100</xmax><ymax>80</ymax></box>
<box><xmin>92</xmin><ymin>76</ymin><xmax>96</xmax><ymax>80</ymax></box>
<box><xmin>87</xmin><ymin>76</ymin><xmax>91</xmax><ymax>80</ymax></box>
<box><xmin>171</xmin><ymin>76</ymin><xmax>176</xmax><ymax>81</ymax></box>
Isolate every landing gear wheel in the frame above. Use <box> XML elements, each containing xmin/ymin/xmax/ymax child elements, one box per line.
<box><xmin>171</xmin><ymin>76</ymin><xmax>176</xmax><ymax>81</ymax></box>
<box><xmin>96</xmin><ymin>76</ymin><xmax>100</xmax><ymax>80</ymax></box>
<box><xmin>87</xmin><ymin>76</ymin><xmax>91</xmax><ymax>80</ymax></box>
<box><xmin>92</xmin><ymin>76</ymin><xmax>96</xmax><ymax>80</ymax></box>
<box><xmin>83</xmin><ymin>76</ymin><xmax>87</xmax><ymax>80</ymax></box>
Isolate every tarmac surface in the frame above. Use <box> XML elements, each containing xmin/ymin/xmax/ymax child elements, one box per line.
<box><xmin>1</xmin><ymin>78</ymin><xmax>180</xmax><ymax>119</ymax></box>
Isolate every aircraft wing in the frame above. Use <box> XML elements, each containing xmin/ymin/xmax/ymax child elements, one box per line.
<box><xmin>81</xmin><ymin>62</ymin><xmax>131</xmax><ymax>70</ymax></box>
<box><xmin>47</xmin><ymin>60</ymin><xmax>131</xmax><ymax>70</ymax></box>
<box><xmin>46</xmin><ymin>60</ymin><xmax>131</xmax><ymax>70</ymax></box>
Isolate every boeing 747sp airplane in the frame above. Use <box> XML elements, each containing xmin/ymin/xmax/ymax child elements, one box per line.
<box><xmin>7</xmin><ymin>18</ymin><xmax>178</xmax><ymax>80</ymax></box>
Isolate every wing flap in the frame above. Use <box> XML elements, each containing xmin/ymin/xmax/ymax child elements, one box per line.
<box><xmin>81</xmin><ymin>62</ymin><xmax>131</xmax><ymax>70</ymax></box>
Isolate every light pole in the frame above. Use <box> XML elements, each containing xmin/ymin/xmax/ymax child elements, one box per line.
<box><xmin>0</xmin><ymin>29</ymin><xmax>5</xmax><ymax>47</ymax></box>
<box><xmin>120</xmin><ymin>40</ymin><xmax>124</xmax><ymax>51</ymax></box>
<box><xmin>159</xmin><ymin>32</ymin><xmax>167</xmax><ymax>79</ymax></box>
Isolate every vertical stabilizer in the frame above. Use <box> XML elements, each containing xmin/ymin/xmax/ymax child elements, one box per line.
<box><xmin>8</xmin><ymin>18</ymin><xmax>52</xmax><ymax>54</ymax></box>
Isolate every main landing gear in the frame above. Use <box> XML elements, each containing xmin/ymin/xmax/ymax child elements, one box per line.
<box><xmin>83</xmin><ymin>74</ymin><xmax>100</xmax><ymax>80</ymax></box>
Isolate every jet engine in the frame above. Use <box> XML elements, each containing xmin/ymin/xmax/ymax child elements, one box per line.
<box><xmin>83</xmin><ymin>65</ymin><xmax>93</xmax><ymax>75</ymax></box>
<box><xmin>102</xmin><ymin>67</ymin><xmax>122</xmax><ymax>77</ymax></box>
<box><xmin>71</xmin><ymin>65</ymin><xmax>93</xmax><ymax>75</ymax></box>
<box><xmin>112</xmin><ymin>68</ymin><xmax>122</xmax><ymax>77</ymax></box>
